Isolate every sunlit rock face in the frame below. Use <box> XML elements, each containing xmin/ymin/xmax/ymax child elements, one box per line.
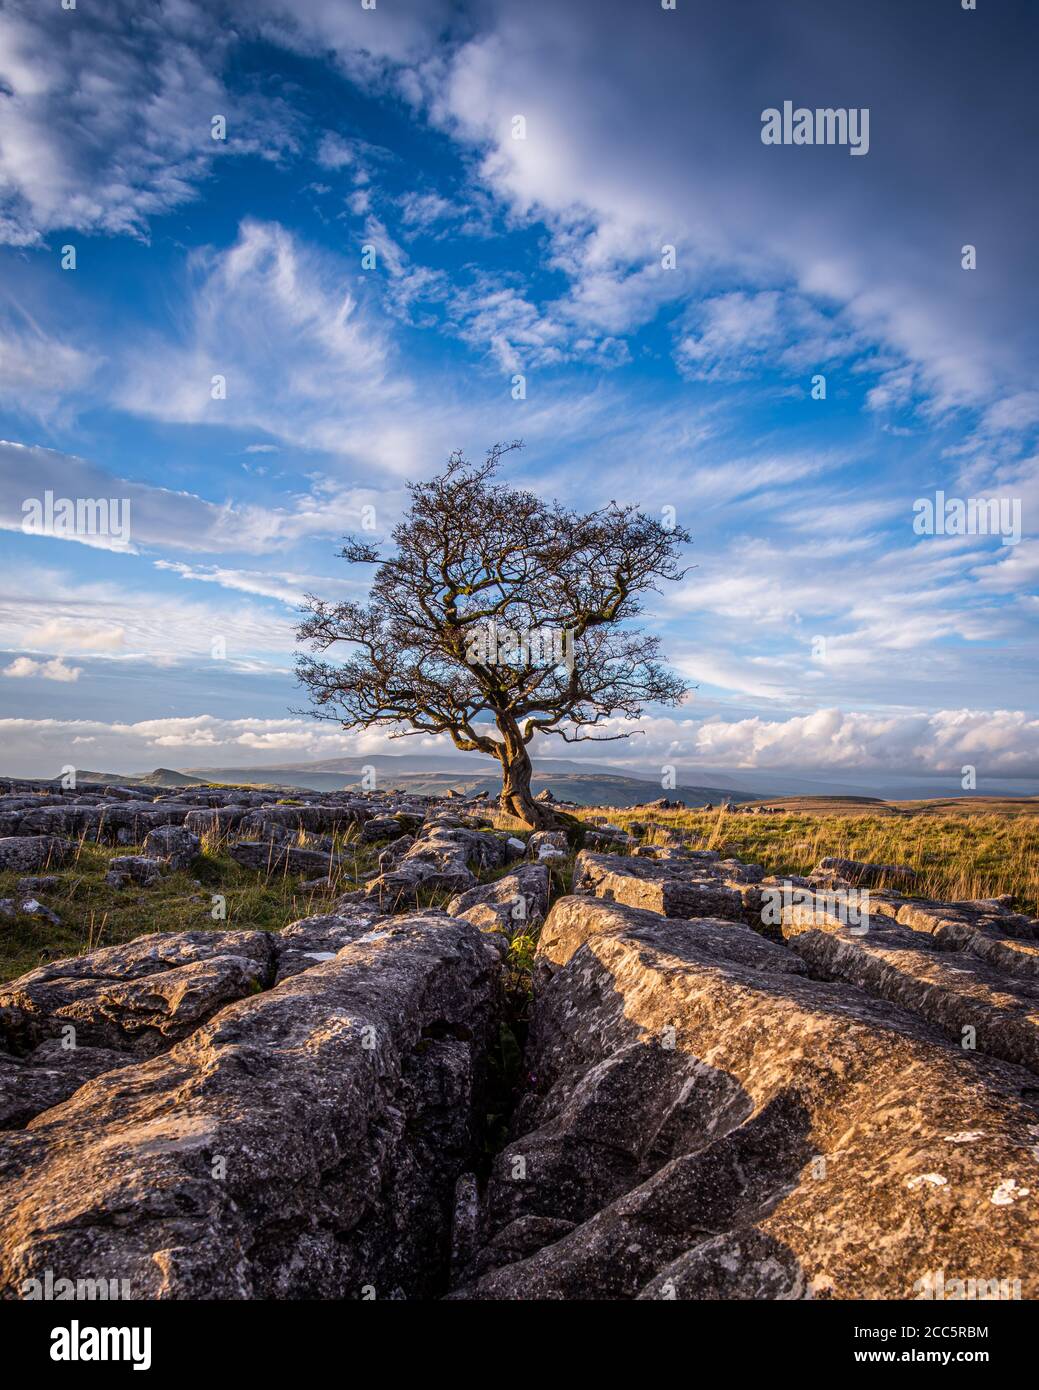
<box><xmin>0</xmin><ymin>914</ymin><xmax>502</xmax><ymax>1301</ymax></box>
<box><xmin>453</xmin><ymin>886</ymin><xmax>1039</xmax><ymax>1301</ymax></box>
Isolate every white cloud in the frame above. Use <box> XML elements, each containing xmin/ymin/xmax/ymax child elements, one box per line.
<box><xmin>675</xmin><ymin>291</ymin><xmax>861</xmax><ymax>382</ymax></box>
<box><xmin>690</xmin><ymin>707</ymin><xmax>1039</xmax><ymax>775</ymax></box>
<box><xmin>153</xmin><ymin>560</ymin><xmax>358</xmax><ymax>607</ymax></box>
<box><xmin>26</xmin><ymin>620</ymin><xmax>125</xmax><ymax>653</ymax></box>
<box><xmin>115</xmin><ymin>219</ymin><xmax>399</xmax><ymax>455</ymax></box>
<box><xmin>0</xmin><ymin>713</ymin><xmax>462</xmax><ymax>777</ymax></box>
<box><xmin>0</xmin><ymin>0</ymin><xmax>297</xmax><ymax>245</ymax></box>
<box><xmin>315</xmin><ymin>131</ymin><xmax>354</xmax><ymax>170</ymax></box>
<box><xmin>450</xmin><ymin>282</ymin><xmax>570</xmax><ymax>373</ymax></box>
<box><xmin>0</xmin><ymin>703</ymin><xmax>1036</xmax><ymax>781</ymax></box>
<box><xmin>398</xmin><ymin>190</ymin><xmax>457</xmax><ymax>233</ymax></box>
<box><xmin>242</xmin><ymin>0</ymin><xmax>454</xmax><ymax>78</ymax></box>
<box><xmin>2</xmin><ymin>0</ymin><xmax>1034</xmax><ymax>431</ymax></box>
<box><xmin>3</xmin><ymin>655</ymin><xmax>81</xmax><ymax>682</ymax></box>
<box><xmin>419</xmin><ymin>1</ymin><xmax>1037</xmax><ymax>418</ymax></box>
<box><xmin>362</xmin><ymin>214</ymin><xmax>451</xmax><ymax>324</ymax></box>
<box><xmin>110</xmin><ymin>217</ymin><xmax>493</xmax><ymax>479</ymax></box>
<box><xmin>981</xmin><ymin>393</ymin><xmax>1039</xmax><ymax>436</ymax></box>
<box><xmin>0</xmin><ymin>305</ymin><xmax>97</xmax><ymax>422</ymax></box>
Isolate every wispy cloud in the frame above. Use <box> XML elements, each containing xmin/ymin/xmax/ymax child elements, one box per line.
<box><xmin>0</xmin><ymin>565</ymin><xmax>297</xmax><ymax>667</ymax></box>
<box><xmin>0</xmin><ymin>0</ymin><xmax>299</xmax><ymax>245</ymax></box>
<box><xmin>0</xmin><ymin>440</ymin><xmax>393</xmax><ymax>555</ymax></box>
<box><xmin>153</xmin><ymin>560</ymin><xmax>359</xmax><ymax>607</ymax></box>
<box><xmin>0</xmin><ymin>304</ymin><xmax>97</xmax><ymax>423</ymax></box>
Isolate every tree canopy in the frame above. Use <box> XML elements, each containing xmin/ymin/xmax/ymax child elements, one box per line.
<box><xmin>296</xmin><ymin>444</ymin><xmax>692</xmax><ymax>827</ymax></box>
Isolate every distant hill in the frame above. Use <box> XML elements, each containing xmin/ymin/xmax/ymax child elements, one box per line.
<box><xmin>175</xmin><ymin>764</ymin><xmax>753</xmax><ymax>807</ymax></box>
<box><xmin>58</xmin><ymin>767</ymin><xmax>301</xmax><ymax>792</ymax></box>
<box><xmin>70</xmin><ymin>767</ymin><xmax>210</xmax><ymax>788</ymax></box>
<box><xmin>62</xmin><ymin>761</ymin><xmax>756</xmax><ymax>807</ymax></box>
<box><xmin>355</xmin><ymin>769</ymin><xmax>756</xmax><ymax>808</ymax></box>
<box><xmin>62</xmin><ymin>769</ymin><xmax>138</xmax><ymax>785</ymax></box>
<box><xmin>185</xmin><ymin>753</ymin><xmax>662</xmax><ymax>780</ymax></box>
<box><xmin>138</xmin><ymin>767</ymin><xmax>206</xmax><ymax>787</ymax></box>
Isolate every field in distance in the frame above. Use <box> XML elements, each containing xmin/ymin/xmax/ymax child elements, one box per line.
<box><xmin>577</xmin><ymin>797</ymin><xmax>1039</xmax><ymax>915</ymax></box>
<box><xmin>729</xmin><ymin>794</ymin><xmax>1039</xmax><ymax>818</ymax></box>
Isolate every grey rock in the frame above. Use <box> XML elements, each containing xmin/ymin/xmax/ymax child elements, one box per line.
<box><xmin>238</xmin><ymin>804</ymin><xmax>367</xmax><ymax>837</ymax></box>
<box><xmin>792</xmin><ymin>919</ymin><xmax>1039</xmax><ymax>1077</ymax></box>
<box><xmin>527</xmin><ymin>830</ymin><xmax>568</xmax><ymax>861</ymax></box>
<box><xmin>0</xmin><ymin>913</ymin><xmax>501</xmax><ymax>1300</ymax></box>
<box><xmin>365</xmin><ymin>825</ymin><xmax>510</xmax><ymax>910</ymax></box>
<box><xmin>447</xmin><ymin>864</ymin><xmax>551</xmax><ymax>935</ymax></box>
<box><xmin>14</xmin><ymin>898</ymin><xmax>61</xmax><ymax>926</ymax></box>
<box><xmin>143</xmin><ymin>825</ymin><xmax>201</xmax><ymax>871</ymax></box>
<box><xmin>229</xmin><ymin>841</ymin><xmax>340</xmax><ymax>878</ymax></box>
<box><xmin>896</xmin><ymin>898</ymin><xmax>1038</xmax><ymax>947</ymax></box>
<box><xmin>814</xmin><ymin>856</ymin><xmax>917</xmax><ymax>888</ymax></box>
<box><xmin>15</xmin><ymin>875</ymin><xmax>60</xmax><ymax>895</ymax></box>
<box><xmin>273</xmin><ymin>908</ymin><xmax>388</xmax><ymax>982</ymax></box>
<box><xmin>583</xmin><ymin>830</ymin><xmax>634</xmax><ymax>850</ymax></box>
<box><xmin>377</xmin><ymin>834</ymin><xmax>415</xmax><ymax>870</ymax></box>
<box><xmin>0</xmin><ymin>836</ymin><xmax>75</xmax><ymax>874</ymax></box>
<box><xmin>538</xmin><ymin>896</ymin><xmax>806</xmax><ymax>988</ymax></box>
<box><xmin>0</xmin><ymin>931</ymin><xmax>276</xmax><ymax>1056</ymax></box>
<box><xmin>574</xmin><ymin>850</ymin><xmax>744</xmax><ymax>922</ymax></box>
<box><xmin>0</xmin><ymin>1040</ymin><xmax>128</xmax><ymax>1130</ymax></box>
<box><xmin>466</xmin><ymin>1215</ymin><xmax>576</xmax><ymax>1280</ymax></box>
<box><xmin>183</xmin><ymin>806</ymin><xmax>250</xmax><ymax>838</ymax></box>
<box><xmin>968</xmin><ymin>934</ymin><xmax>1039</xmax><ymax>980</ymax></box>
<box><xmin>450</xmin><ymin>1172</ymin><xmax>483</xmax><ymax>1279</ymax></box>
<box><xmin>359</xmin><ymin>812</ymin><xmax>421</xmax><ymax>842</ymax></box>
<box><xmin>107</xmin><ymin>855</ymin><xmax>165</xmax><ymax>886</ymax></box>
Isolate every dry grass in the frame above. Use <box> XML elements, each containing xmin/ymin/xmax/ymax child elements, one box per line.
<box><xmin>577</xmin><ymin>806</ymin><xmax>1039</xmax><ymax>916</ymax></box>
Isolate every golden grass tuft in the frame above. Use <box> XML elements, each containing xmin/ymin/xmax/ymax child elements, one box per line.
<box><xmin>577</xmin><ymin>807</ymin><xmax>1039</xmax><ymax>916</ymax></box>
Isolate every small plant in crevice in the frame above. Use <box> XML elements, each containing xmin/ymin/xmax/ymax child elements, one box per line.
<box><xmin>482</xmin><ymin>928</ymin><xmax>540</xmax><ymax>1164</ymax></box>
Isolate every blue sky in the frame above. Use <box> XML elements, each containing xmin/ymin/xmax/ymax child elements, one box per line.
<box><xmin>0</xmin><ymin>0</ymin><xmax>1036</xmax><ymax>787</ymax></box>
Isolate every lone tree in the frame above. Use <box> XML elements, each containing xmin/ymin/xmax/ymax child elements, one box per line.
<box><xmin>295</xmin><ymin>444</ymin><xmax>692</xmax><ymax>829</ymax></box>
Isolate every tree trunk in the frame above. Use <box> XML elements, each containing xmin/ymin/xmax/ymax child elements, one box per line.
<box><xmin>498</xmin><ymin>742</ymin><xmax>559</xmax><ymax>830</ymax></box>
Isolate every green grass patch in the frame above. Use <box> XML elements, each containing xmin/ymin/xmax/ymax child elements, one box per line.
<box><xmin>0</xmin><ymin>836</ymin><xmax>383</xmax><ymax>984</ymax></box>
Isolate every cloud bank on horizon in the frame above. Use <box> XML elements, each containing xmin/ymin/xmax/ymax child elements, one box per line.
<box><xmin>0</xmin><ymin>0</ymin><xmax>1035</xmax><ymax>787</ymax></box>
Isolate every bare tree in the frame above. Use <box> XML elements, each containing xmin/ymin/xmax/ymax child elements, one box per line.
<box><xmin>295</xmin><ymin>444</ymin><xmax>692</xmax><ymax>829</ymax></box>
